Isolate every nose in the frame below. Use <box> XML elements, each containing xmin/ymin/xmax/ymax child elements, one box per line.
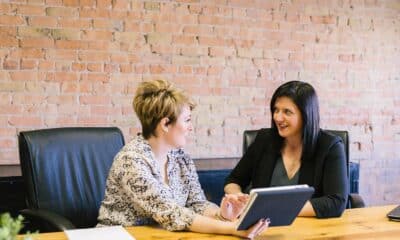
<box><xmin>274</xmin><ymin>111</ymin><xmax>283</xmax><ymax>122</ymax></box>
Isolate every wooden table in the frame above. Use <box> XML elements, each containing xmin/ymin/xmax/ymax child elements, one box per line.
<box><xmin>26</xmin><ymin>205</ymin><xmax>399</xmax><ymax>240</ymax></box>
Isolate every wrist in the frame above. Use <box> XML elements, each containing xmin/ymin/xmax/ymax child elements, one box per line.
<box><xmin>215</xmin><ymin>210</ymin><xmax>230</xmax><ymax>221</ymax></box>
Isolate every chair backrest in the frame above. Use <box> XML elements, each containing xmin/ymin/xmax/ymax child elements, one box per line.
<box><xmin>243</xmin><ymin>129</ymin><xmax>362</xmax><ymax>193</ymax></box>
<box><xmin>197</xmin><ymin>169</ymin><xmax>231</xmax><ymax>205</ymax></box>
<box><xmin>18</xmin><ymin>127</ymin><xmax>125</xmax><ymax>228</ymax></box>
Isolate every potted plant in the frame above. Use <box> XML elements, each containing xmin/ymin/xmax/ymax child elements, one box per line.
<box><xmin>0</xmin><ymin>213</ymin><xmax>35</xmax><ymax>240</ymax></box>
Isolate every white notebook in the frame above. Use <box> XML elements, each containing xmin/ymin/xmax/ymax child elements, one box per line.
<box><xmin>65</xmin><ymin>226</ymin><xmax>135</xmax><ymax>240</ymax></box>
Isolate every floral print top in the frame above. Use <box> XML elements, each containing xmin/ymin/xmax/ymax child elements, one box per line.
<box><xmin>97</xmin><ymin>135</ymin><xmax>216</xmax><ymax>231</ymax></box>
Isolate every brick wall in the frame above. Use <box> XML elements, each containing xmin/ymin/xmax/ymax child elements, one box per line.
<box><xmin>0</xmin><ymin>0</ymin><xmax>399</xmax><ymax>206</ymax></box>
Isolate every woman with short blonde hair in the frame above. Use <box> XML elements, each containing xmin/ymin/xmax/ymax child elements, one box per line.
<box><xmin>98</xmin><ymin>79</ymin><xmax>269</xmax><ymax>239</ymax></box>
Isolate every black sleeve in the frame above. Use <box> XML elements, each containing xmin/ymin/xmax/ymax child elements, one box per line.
<box><xmin>310</xmin><ymin>140</ymin><xmax>349</xmax><ymax>218</ymax></box>
<box><xmin>224</xmin><ymin>132</ymin><xmax>263</xmax><ymax>191</ymax></box>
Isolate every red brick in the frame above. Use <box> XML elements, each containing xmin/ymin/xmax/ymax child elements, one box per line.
<box><xmin>3</xmin><ymin>60</ymin><xmax>18</xmax><ymax>69</ymax></box>
<box><xmin>150</xmin><ymin>44</ymin><xmax>176</xmax><ymax>55</ymax></box>
<box><xmin>8</xmin><ymin>116</ymin><xmax>42</xmax><ymax>127</ymax></box>
<box><xmin>79</xmin><ymin>8</ymin><xmax>109</xmax><ymax>18</ymax></box>
<box><xmin>116</xmin><ymin>64</ymin><xmax>129</xmax><ymax>73</ymax></box>
<box><xmin>172</xmin><ymin>35</ymin><xmax>197</xmax><ymax>45</ymax></box>
<box><xmin>77</xmin><ymin>116</ymin><xmax>109</xmax><ymax>125</ymax></box>
<box><xmin>28</xmin><ymin>16</ymin><xmax>57</xmax><ymax>27</ymax></box>
<box><xmin>79</xmin><ymin>95</ymin><xmax>111</xmax><ymax>105</ymax></box>
<box><xmin>10</xmin><ymin>71</ymin><xmax>38</xmax><ymax>81</ymax></box>
<box><xmin>105</xmin><ymin>63</ymin><xmax>120</xmax><ymax>73</ymax></box>
<box><xmin>21</xmin><ymin>59</ymin><xmax>37</xmax><ymax>69</ymax></box>
<box><xmin>112</xmin><ymin>0</ymin><xmax>129</xmax><ymax>9</ymax></box>
<box><xmin>180</xmin><ymin>46</ymin><xmax>208</xmax><ymax>57</ymax></box>
<box><xmin>47</xmin><ymin>49</ymin><xmax>77</xmax><ymax>60</ymax></box>
<box><xmin>311</xmin><ymin>15</ymin><xmax>336</xmax><ymax>24</ymax></box>
<box><xmin>125</xmin><ymin>22</ymin><xmax>140</xmax><ymax>32</ymax></box>
<box><xmin>0</xmin><ymin>15</ymin><xmax>25</xmax><ymax>25</ymax></box>
<box><xmin>198</xmin><ymin>36</ymin><xmax>226</xmax><ymax>46</ymax></box>
<box><xmin>111</xmin><ymin>53</ymin><xmax>129</xmax><ymax>63</ymax></box>
<box><xmin>155</xmin><ymin>23</ymin><xmax>181</xmax><ymax>34</ymax></box>
<box><xmin>80</xmin><ymin>73</ymin><xmax>109</xmax><ymax>82</ymax></box>
<box><xmin>0</xmin><ymin>104</ymin><xmax>23</xmax><ymax>114</ymax></box>
<box><xmin>12</xmin><ymin>94</ymin><xmax>46</xmax><ymax>104</ymax></box>
<box><xmin>0</xmin><ymin>138</ymin><xmax>15</xmax><ymax>148</ymax></box>
<box><xmin>339</xmin><ymin>54</ymin><xmax>356</xmax><ymax>62</ymax></box>
<box><xmin>9</xmin><ymin>48</ymin><xmax>44</xmax><ymax>58</ymax></box>
<box><xmin>79</xmin><ymin>0</ymin><xmax>96</xmax><ymax>8</ymax></box>
<box><xmin>20</xmin><ymin>38</ymin><xmax>54</xmax><ymax>48</ymax></box>
<box><xmin>87</xmin><ymin>41</ymin><xmax>115</xmax><ymax>51</ymax></box>
<box><xmin>53</xmin><ymin>72</ymin><xmax>78</xmax><ymax>81</ymax></box>
<box><xmin>56</xmin><ymin>40</ymin><xmax>88</xmax><ymax>49</ymax></box>
<box><xmin>72</xmin><ymin>62</ymin><xmax>86</xmax><ymax>71</ymax></box>
<box><xmin>82</xmin><ymin>30</ymin><xmax>113</xmax><ymax>41</ymax></box>
<box><xmin>179</xmin><ymin>66</ymin><xmax>193</xmax><ymax>74</ymax></box>
<box><xmin>58</xmin><ymin>19</ymin><xmax>91</xmax><ymax>28</ymax></box>
<box><xmin>46</xmin><ymin>7</ymin><xmax>78</xmax><ymax>17</ymax></box>
<box><xmin>61</xmin><ymin>82</ymin><xmax>78</xmax><ymax>93</ymax></box>
<box><xmin>183</xmin><ymin>25</ymin><xmax>214</xmax><ymax>35</ymax></box>
<box><xmin>78</xmin><ymin>51</ymin><xmax>110</xmax><ymax>61</ymax></box>
<box><xmin>85</xmin><ymin>63</ymin><xmax>102</xmax><ymax>72</ymax></box>
<box><xmin>0</xmin><ymin>127</ymin><xmax>16</xmax><ymax>136</ymax></box>
<box><xmin>17</xmin><ymin>5</ymin><xmax>45</xmax><ymax>16</ymax></box>
<box><xmin>149</xmin><ymin>64</ymin><xmax>177</xmax><ymax>74</ymax></box>
<box><xmin>0</xmin><ymin>3</ymin><xmax>11</xmax><ymax>13</ymax></box>
<box><xmin>1</xmin><ymin>35</ymin><xmax>18</xmax><ymax>47</ymax></box>
<box><xmin>64</xmin><ymin>0</ymin><xmax>79</xmax><ymax>7</ymax></box>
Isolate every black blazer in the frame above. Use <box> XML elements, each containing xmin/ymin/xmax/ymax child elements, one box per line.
<box><xmin>225</xmin><ymin>128</ymin><xmax>349</xmax><ymax>218</ymax></box>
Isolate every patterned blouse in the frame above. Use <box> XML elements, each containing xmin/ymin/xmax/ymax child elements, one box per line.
<box><xmin>97</xmin><ymin>135</ymin><xmax>216</xmax><ymax>231</ymax></box>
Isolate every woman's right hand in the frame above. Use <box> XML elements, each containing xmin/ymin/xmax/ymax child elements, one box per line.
<box><xmin>220</xmin><ymin>193</ymin><xmax>249</xmax><ymax>221</ymax></box>
<box><xmin>231</xmin><ymin>218</ymin><xmax>270</xmax><ymax>239</ymax></box>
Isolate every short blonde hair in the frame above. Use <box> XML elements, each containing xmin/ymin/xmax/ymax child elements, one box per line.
<box><xmin>133</xmin><ymin>79</ymin><xmax>195</xmax><ymax>139</ymax></box>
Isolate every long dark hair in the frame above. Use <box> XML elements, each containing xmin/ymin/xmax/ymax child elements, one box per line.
<box><xmin>270</xmin><ymin>81</ymin><xmax>320</xmax><ymax>162</ymax></box>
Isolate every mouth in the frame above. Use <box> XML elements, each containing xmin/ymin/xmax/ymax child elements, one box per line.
<box><xmin>277</xmin><ymin>124</ymin><xmax>288</xmax><ymax>131</ymax></box>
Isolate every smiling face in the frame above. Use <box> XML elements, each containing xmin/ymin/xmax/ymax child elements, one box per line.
<box><xmin>165</xmin><ymin>104</ymin><xmax>193</xmax><ymax>148</ymax></box>
<box><xmin>273</xmin><ymin>97</ymin><xmax>303</xmax><ymax>140</ymax></box>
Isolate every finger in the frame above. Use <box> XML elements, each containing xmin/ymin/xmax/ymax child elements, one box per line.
<box><xmin>254</xmin><ymin>222</ymin><xmax>269</xmax><ymax>236</ymax></box>
<box><xmin>254</xmin><ymin>219</ymin><xmax>270</xmax><ymax>236</ymax></box>
<box><xmin>251</xmin><ymin>219</ymin><xmax>268</xmax><ymax>235</ymax></box>
<box><xmin>246</xmin><ymin>224</ymin><xmax>262</xmax><ymax>239</ymax></box>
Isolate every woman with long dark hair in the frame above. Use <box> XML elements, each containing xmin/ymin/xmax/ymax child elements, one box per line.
<box><xmin>224</xmin><ymin>81</ymin><xmax>349</xmax><ymax>218</ymax></box>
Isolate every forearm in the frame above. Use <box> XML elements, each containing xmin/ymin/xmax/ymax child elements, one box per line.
<box><xmin>188</xmin><ymin>214</ymin><xmax>234</xmax><ymax>235</ymax></box>
<box><xmin>202</xmin><ymin>205</ymin><xmax>220</xmax><ymax>219</ymax></box>
<box><xmin>224</xmin><ymin>183</ymin><xmax>242</xmax><ymax>194</ymax></box>
<box><xmin>298</xmin><ymin>201</ymin><xmax>316</xmax><ymax>217</ymax></box>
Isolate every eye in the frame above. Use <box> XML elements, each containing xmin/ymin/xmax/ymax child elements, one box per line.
<box><xmin>284</xmin><ymin>109</ymin><xmax>293</xmax><ymax>115</ymax></box>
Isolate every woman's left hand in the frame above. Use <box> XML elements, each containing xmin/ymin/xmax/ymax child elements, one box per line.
<box><xmin>220</xmin><ymin>193</ymin><xmax>249</xmax><ymax>221</ymax></box>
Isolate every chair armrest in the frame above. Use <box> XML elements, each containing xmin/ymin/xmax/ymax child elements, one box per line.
<box><xmin>349</xmin><ymin>193</ymin><xmax>365</xmax><ymax>208</ymax></box>
<box><xmin>20</xmin><ymin>209</ymin><xmax>76</xmax><ymax>233</ymax></box>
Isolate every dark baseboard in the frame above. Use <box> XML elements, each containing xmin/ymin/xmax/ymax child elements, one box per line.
<box><xmin>0</xmin><ymin>176</ymin><xmax>26</xmax><ymax>217</ymax></box>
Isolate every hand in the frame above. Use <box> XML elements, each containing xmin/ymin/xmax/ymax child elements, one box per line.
<box><xmin>220</xmin><ymin>193</ymin><xmax>249</xmax><ymax>221</ymax></box>
<box><xmin>233</xmin><ymin>218</ymin><xmax>270</xmax><ymax>239</ymax></box>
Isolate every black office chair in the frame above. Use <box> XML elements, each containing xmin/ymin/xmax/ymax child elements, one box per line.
<box><xmin>243</xmin><ymin>129</ymin><xmax>365</xmax><ymax>208</ymax></box>
<box><xmin>18</xmin><ymin>127</ymin><xmax>125</xmax><ymax>232</ymax></box>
